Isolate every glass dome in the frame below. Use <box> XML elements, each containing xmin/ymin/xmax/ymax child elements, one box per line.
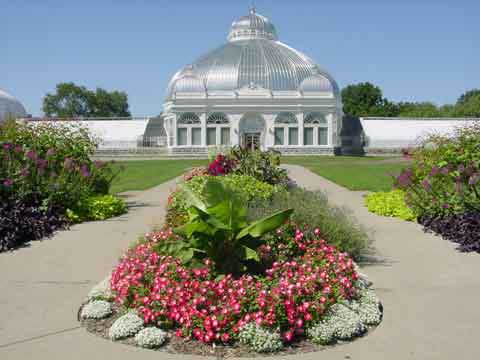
<box><xmin>0</xmin><ymin>89</ymin><xmax>27</xmax><ymax>122</ymax></box>
<box><xmin>166</xmin><ymin>9</ymin><xmax>339</xmax><ymax>99</ymax></box>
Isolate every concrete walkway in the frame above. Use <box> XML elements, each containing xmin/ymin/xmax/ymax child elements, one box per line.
<box><xmin>1</xmin><ymin>166</ymin><xmax>479</xmax><ymax>360</ymax></box>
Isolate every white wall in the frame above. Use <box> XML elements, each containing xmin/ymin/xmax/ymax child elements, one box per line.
<box><xmin>360</xmin><ymin>118</ymin><xmax>479</xmax><ymax>148</ymax></box>
<box><xmin>28</xmin><ymin>119</ymin><xmax>150</xmax><ymax>149</ymax></box>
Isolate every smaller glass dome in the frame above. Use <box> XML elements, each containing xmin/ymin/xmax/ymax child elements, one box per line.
<box><xmin>227</xmin><ymin>8</ymin><xmax>278</xmax><ymax>42</ymax></box>
<box><xmin>0</xmin><ymin>89</ymin><xmax>27</xmax><ymax>122</ymax></box>
<box><xmin>300</xmin><ymin>75</ymin><xmax>334</xmax><ymax>93</ymax></box>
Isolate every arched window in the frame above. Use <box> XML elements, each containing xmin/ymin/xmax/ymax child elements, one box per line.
<box><xmin>274</xmin><ymin>112</ymin><xmax>298</xmax><ymax>146</ymax></box>
<box><xmin>178</xmin><ymin>112</ymin><xmax>200</xmax><ymax>124</ymax></box>
<box><xmin>177</xmin><ymin>112</ymin><xmax>201</xmax><ymax>146</ymax></box>
<box><xmin>207</xmin><ymin>112</ymin><xmax>229</xmax><ymax>125</ymax></box>
<box><xmin>304</xmin><ymin>112</ymin><xmax>329</xmax><ymax>146</ymax></box>
<box><xmin>206</xmin><ymin>112</ymin><xmax>230</xmax><ymax>146</ymax></box>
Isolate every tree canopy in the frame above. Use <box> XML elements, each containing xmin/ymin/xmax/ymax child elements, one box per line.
<box><xmin>341</xmin><ymin>83</ymin><xmax>480</xmax><ymax>118</ymax></box>
<box><xmin>43</xmin><ymin>82</ymin><xmax>131</xmax><ymax>118</ymax></box>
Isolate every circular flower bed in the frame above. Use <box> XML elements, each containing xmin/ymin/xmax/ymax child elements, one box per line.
<box><xmin>80</xmin><ymin>226</ymin><xmax>382</xmax><ymax>355</ymax></box>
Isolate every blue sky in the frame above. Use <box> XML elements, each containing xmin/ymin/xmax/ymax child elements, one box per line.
<box><xmin>2</xmin><ymin>0</ymin><xmax>479</xmax><ymax>116</ymax></box>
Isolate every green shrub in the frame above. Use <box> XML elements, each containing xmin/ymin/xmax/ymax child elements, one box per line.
<box><xmin>365</xmin><ymin>190</ymin><xmax>417</xmax><ymax>221</ymax></box>
<box><xmin>228</xmin><ymin>146</ymin><xmax>290</xmax><ymax>186</ymax></box>
<box><xmin>67</xmin><ymin>194</ymin><xmax>127</xmax><ymax>222</ymax></box>
<box><xmin>249</xmin><ymin>188</ymin><xmax>372</xmax><ymax>260</ymax></box>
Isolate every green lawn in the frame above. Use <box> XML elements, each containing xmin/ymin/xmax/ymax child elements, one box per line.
<box><xmin>283</xmin><ymin>156</ymin><xmax>409</xmax><ymax>192</ymax></box>
<box><xmin>110</xmin><ymin>159</ymin><xmax>207</xmax><ymax>193</ymax></box>
<box><xmin>110</xmin><ymin>156</ymin><xmax>408</xmax><ymax>194</ymax></box>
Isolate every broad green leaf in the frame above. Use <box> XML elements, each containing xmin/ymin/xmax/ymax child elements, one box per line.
<box><xmin>236</xmin><ymin>208</ymin><xmax>293</xmax><ymax>240</ymax></box>
<box><xmin>242</xmin><ymin>245</ymin><xmax>260</xmax><ymax>261</ymax></box>
<box><xmin>180</xmin><ymin>182</ymin><xmax>208</xmax><ymax>212</ymax></box>
<box><xmin>178</xmin><ymin>247</ymin><xmax>195</xmax><ymax>263</ymax></box>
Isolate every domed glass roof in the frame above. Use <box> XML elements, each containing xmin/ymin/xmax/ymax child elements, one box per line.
<box><xmin>0</xmin><ymin>89</ymin><xmax>27</xmax><ymax>121</ymax></box>
<box><xmin>166</xmin><ymin>9</ymin><xmax>338</xmax><ymax>99</ymax></box>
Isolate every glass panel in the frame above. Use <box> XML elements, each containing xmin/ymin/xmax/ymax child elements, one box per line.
<box><xmin>221</xmin><ymin>127</ymin><xmax>230</xmax><ymax>145</ymax></box>
<box><xmin>192</xmin><ymin>127</ymin><xmax>202</xmax><ymax>145</ymax></box>
<box><xmin>274</xmin><ymin>127</ymin><xmax>284</xmax><ymax>145</ymax></box>
<box><xmin>288</xmin><ymin>127</ymin><xmax>298</xmax><ymax>145</ymax></box>
<box><xmin>304</xmin><ymin>128</ymin><xmax>314</xmax><ymax>145</ymax></box>
<box><xmin>207</xmin><ymin>128</ymin><xmax>216</xmax><ymax>145</ymax></box>
<box><xmin>177</xmin><ymin>128</ymin><xmax>187</xmax><ymax>146</ymax></box>
<box><xmin>318</xmin><ymin>127</ymin><xmax>328</xmax><ymax>145</ymax></box>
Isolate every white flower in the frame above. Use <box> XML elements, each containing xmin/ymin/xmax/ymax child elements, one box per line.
<box><xmin>87</xmin><ymin>275</ymin><xmax>112</xmax><ymax>300</ymax></box>
<box><xmin>109</xmin><ymin>311</ymin><xmax>144</xmax><ymax>340</ymax></box>
<box><xmin>81</xmin><ymin>300</ymin><xmax>112</xmax><ymax>319</ymax></box>
<box><xmin>238</xmin><ymin>323</ymin><xmax>283</xmax><ymax>353</ymax></box>
<box><xmin>135</xmin><ymin>327</ymin><xmax>167</xmax><ymax>348</ymax></box>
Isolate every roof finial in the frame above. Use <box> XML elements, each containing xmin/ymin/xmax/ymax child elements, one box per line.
<box><xmin>250</xmin><ymin>0</ymin><xmax>256</xmax><ymax>14</ymax></box>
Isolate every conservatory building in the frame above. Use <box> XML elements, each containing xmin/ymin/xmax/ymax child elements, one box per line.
<box><xmin>163</xmin><ymin>8</ymin><xmax>342</xmax><ymax>155</ymax></box>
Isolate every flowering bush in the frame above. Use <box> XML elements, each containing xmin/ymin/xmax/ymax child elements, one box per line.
<box><xmin>0</xmin><ymin>120</ymin><xmax>124</xmax><ymax>250</ymax></box>
<box><xmin>365</xmin><ymin>190</ymin><xmax>417</xmax><ymax>221</ymax></box>
<box><xmin>110</xmin><ymin>225</ymin><xmax>361</xmax><ymax>347</ymax></box>
<box><xmin>395</xmin><ymin>123</ymin><xmax>480</xmax><ymax>217</ymax></box>
<box><xmin>207</xmin><ymin>154</ymin><xmax>236</xmax><ymax>176</ymax></box>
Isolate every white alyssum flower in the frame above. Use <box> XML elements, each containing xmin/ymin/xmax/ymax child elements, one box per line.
<box><xmin>135</xmin><ymin>327</ymin><xmax>167</xmax><ymax>348</ymax></box>
<box><xmin>307</xmin><ymin>303</ymin><xmax>366</xmax><ymax>344</ymax></box>
<box><xmin>81</xmin><ymin>300</ymin><xmax>112</xmax><ymax>319</ymax></box>
<box><xmin>109</xmin><ymin>311</ymin><xmax>144</xmax><ymax>340</ymax></box>
<box><xmin>238</xmin><ymin>323</ymin><xmax>283</xmax><ymax>353</ymax></box>
<box><xmin>357</xmin><ymin>289</ymin><xmax>382</xmax><ymax>325</ymax></box>
<box><xmin>87</xmin><ymin>275</ymin><xmax>112</xmax><ymax>300</ymax></box>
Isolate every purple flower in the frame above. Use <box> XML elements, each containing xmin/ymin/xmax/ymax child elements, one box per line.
<box><xmin>422</xmin><ymin>178</ymin><xmax>431</xmax><ymax>191</ymax></box>
<box><xmin>46</xmin><ymin>148</ymin><xmax>56</xmax><ymax>157</ymax></box>
<box><xmin>2</xmin><ymin>143</ymin><xmax>13</xmax><ymax>151</ymax></box>
<box><xmin>429</xmin><ymin>166</ymin><xmax>440</xmax><ymax>177</ymax></box>
<box><xmin>3</xmin><ymin>178</ymin><xmax>13</xmax><ymax>187</ymax></box>
<box><xmin>80</xmin><ymin>164</ymin><xmax>90</xmax><ymax>178</ymax></box>
<box><xmin>469</xmin><ymin>173</ymin><xmax>480</xmax><ymax>186</ymax></box>
<box><xmin>14</xmin><ymin>145</ymin><xmax>23</xmax><ymax>153</ymax></box>
<box><xmin>36</xmin><ymin>158</ymin><xmax>48</xmax><ymax>169</ymax></box>
<box><xmin>26</xmin><ymin>150</ymin><xmax>37</xmax><ymax>161</ymax></box>
<box><xmin>440</xmin><ymin>166</ymin><xmax>450</xmax><ymax>175</ymax></box>
<box><xmin>20</xmin><ymin>167</ymin><xmax>30</xmax><ymax>177</ymax></box>
<box><xmin>442</xmin><ymin>203</ymin><xmax>450</xmax><ymax>209</ymax></box>
<box><xmin>397</xmin><ymin>169</ymin><xmax>413</xmax><ymax>187</ymax></box>
<box><xmin>458</xmin><ymin>164</ymin><xmax>465</xmax><ymax>173</ymax></box>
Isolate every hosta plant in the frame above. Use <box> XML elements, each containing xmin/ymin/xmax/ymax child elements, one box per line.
<box><xmin>169</xmin><ymin>178</ymin><xmax>293</xmax><ymax>275</ymax></box>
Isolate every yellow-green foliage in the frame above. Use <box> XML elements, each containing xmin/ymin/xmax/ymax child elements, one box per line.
<box><xmin>67</xmin><ymin>194</ymin><xmax>127</xmax><ymax>222</ymax></box>
<box><xmin>365</xmin><ymin>190</ymin><xmax>416</xmax><ymax>221</ymax></box>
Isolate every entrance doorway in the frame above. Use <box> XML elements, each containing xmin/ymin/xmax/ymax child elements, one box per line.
<box><xmin>243</xmin><ymin>133</ymin><xmax>260</xmax><ymax>150</ymax></box>
<box><xmin>239</xmin><ymin>113</ymin><xmax>265</xmax><ymax>151</ymax></box>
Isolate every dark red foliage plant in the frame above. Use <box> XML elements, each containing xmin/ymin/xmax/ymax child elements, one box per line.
<box><xmin>207</xmin><ymin>154</ymin><xmax>236</xmax><ymax>176</ymax></box>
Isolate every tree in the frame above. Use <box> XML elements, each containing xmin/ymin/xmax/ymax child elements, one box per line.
<box><xmin>453</xmin><ymin>93</ymin><xmax>480</xmax><ymax>117</ymax></box>
<box><xmin>457</xmin><ymin>89</ymin><xmax>480</xmax><ymax>105</ymax></box>
<box><xmin>341</xmin><ymin>82</ymin><xmax>398</xmax><ymax>117</ymax></box>
<box><xmin>43</xmin><ymin>83</ymin><xmax>93</xmax><ymax>117</ymax></box>
<box><xmin>397</xmin><ymin>101</ymin><xmax>441</xmax><ymax>117</ymax></box>
<box><xmin>42</xmin><ymin>82</ymin><xmax>131</xmax><ymax>117</ymax></box>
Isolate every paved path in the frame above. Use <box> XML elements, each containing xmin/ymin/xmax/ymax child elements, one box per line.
<box><xmin>1</xmin><ymin>165</ymin><xmax>479</xmax><ymax>360</ymax></box>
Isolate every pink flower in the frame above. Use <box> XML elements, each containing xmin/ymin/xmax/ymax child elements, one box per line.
<box><xmin>3</xmin><ymin>178</ymin><xmax>13</xmax><ymax>187</ymax></box>
<box><xmin>26</xmin><ymin>150</ymin><xmax>37</xmax><ymax>161</ymax></box>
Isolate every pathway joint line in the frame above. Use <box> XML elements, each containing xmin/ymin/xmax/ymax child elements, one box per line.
<box><xmin>0</xmin><ymin>326</ymin><xmax>82</xmax><ymax>349</ymax></box>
